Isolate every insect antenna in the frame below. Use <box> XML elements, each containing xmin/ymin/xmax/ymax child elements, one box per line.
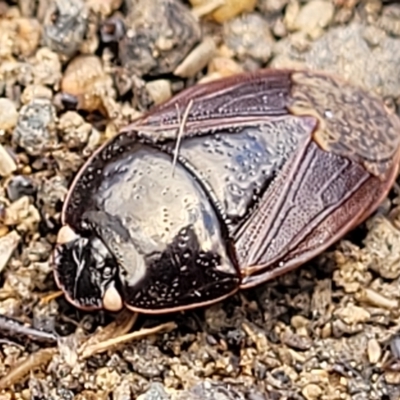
<box><xmin>171</xmin><ymin>99</ymin><xmax>193</xmax><ymax>176</ymax></box>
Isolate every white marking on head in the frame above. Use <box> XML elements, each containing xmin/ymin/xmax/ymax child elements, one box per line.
<box><xmin>57</xmin><ymin>225</ymin><xmax>79</xmax><ymax>244</ymax></box>
<box><xmin>103</xmin><ymin>284</ymin><xmax>123</xmax><ymax>312</ymax></box>
<box><xmin>112</xmin><ymin>241</ymin><xmax>147</xmax><ymax>288</ymax></box>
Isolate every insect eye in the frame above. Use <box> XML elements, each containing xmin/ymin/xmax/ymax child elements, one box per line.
<box><xmin>102</xmin><ymin>266</ymin><xmax>113</xmax><ymax>279</ymax></box>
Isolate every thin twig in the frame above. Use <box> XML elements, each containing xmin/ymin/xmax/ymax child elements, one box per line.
<box><xmin>80</xmin><ymin>321</ymin><xmax>177</xmax><ymax>359</ymax></box>
<box><xmin>0</xmin><ymin>348</ymin><xmax>57</xmax><ymax>390</ymax></box>
<box><xmin>39</xmin><ymin>290</ymin><xmax>63</xmax><ymax>305</ymax></box>
<box><xmin>0</xmin><ymin>310</ymin><xmax>139</xmax><ymax>389</ymax></box>
<box><xmin>81</xmin><ymin>310</ymin><xmax>138</xmax><ymax>350</ymax></box>
<box><xmin>171</xmin><ymin>99</ymin><xmax>193</xmax><ymax>176</ymax></box>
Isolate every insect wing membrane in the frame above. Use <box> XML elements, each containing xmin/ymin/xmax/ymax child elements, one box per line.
<box><xmin>235</xmin><ymin>71</ymin><xmax>400</xmax><ymax>287</ymax></box>
<box><xmin>236</xmin><ymin>137</ymin><xmax>385</xmax><ymax>286</ymax></box>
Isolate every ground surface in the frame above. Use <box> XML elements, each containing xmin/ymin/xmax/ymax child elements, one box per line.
<box><xmin>0</xmin><ymin>0</ymin><xmax>400</xmax><ymax>399</ymax></box>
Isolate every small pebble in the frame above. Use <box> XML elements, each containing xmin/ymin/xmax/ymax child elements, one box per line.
<box><xmin>271</xmin><ymin>22</ymin><xmax>400</xmax><ymax>100</ymax></box>
<box><xmin>292</xmin><ymin>0</ymin><xmax>334</xmax><ymax>37</ymax></box>
<box><xmin>378</xmin><ymin>5</ymin><xmax>400</xmax><ymax>37</ymax></box>
<box><xmin>37</xmin><ymin>176</ymin><xmax>69</xmax><ymax>219</ymax></box>
<box><xmin>61</xmin><ymin>55</ymin><xmax>116</xmax><ymax>114</ymax></box>
<box><xmin>120</xmin><ymin>0</ymin><xmax>201</xmax><ymax>76</ymax></box>
<box><xmin>100</xmin><ymin>17</ymin><xmax>125</xmax><ymax>44</ymax></box>
<box><xmin>384</xmin><ymin>370</ymin><xmax>400</xmax><ymax>385</ymax></box>
<box><xmin>21</xmin><ymin>85</ymin><xmax>53</xmax><ymax>104</ymax></box>
<box><xmin>284</xmin><ymin>0</ymin><xmax>300</xmax><ymax>31</ymax></box>
<box><xmin>301</xmin><ymin>383</ymin><xmax>322</xmax><ymax>400</ymax></box>
<box><xmin>0</xmin><ymin>99</ymin><xmax>18</xmax><ymax>131</ymax></box>
<box><xmin>208</xmin><ymin>56</ymin><xmax>244</xmax><ymax>77</ymax></box>
<box><xmin>136</xmin><ymin>382</ymin><xmax>169</xmax><ymax>400</ymax></box>
<box><xmin>112</xmin><ymin>378</ymin><xmax>133</xmax><ymax>400</ymax></box>
<box><xmin>0</xmin><ymin>145</ymin><xmax>17</xmax><ymax>177</ymax></box>
<box><xmin>223</xmin><ymin>13</ymin><xmax>275</xmax><ymax>63</ymax></box>
<box><xmin>367</xmin><ymin>338</ymin><xmax>382</xmax><ymax>364</ymax></box>
<box><xmin>281</xmin><ymin>329</ymin><xmax>312</xmax><ymax>350</ymax></box>
<box><xmin>95</xmin><ymin>367</ymin><xmax>121</xmax><ymax>392</ymax></box>
<box><xmin>6</xmin><ymin>176</ymin><xmax>37</xmax><ymax>202</ymax></box>
<box><xmin>145</xmin><ymin>80</ymin><xmax>172</xmax><ymax>105</ymax></box>
<box><xmin>191</xmin><ymin>0</ymin><xmax>225</xmax><ymax>19</ymax></box>
<box><xmin>12</xmin><ymin>98</ymin><xmax>57</xmax><ymax>156</ymax></box>
<box><xmin>291</xmin><ymin>315</ymin><xmax>309</xmax><ymax>330</ymax></box>
<box><xmin>0</xmin><ymin>230</ymin><xmax>21</xmax><ymax>273</ymax></box>
<box><xmin>4</xmin><ymin>196</ymin><xmax>33</xmax><ymax>226</ymax></box>
<box><xmin>43</xmin><ymin>0</ymin><xmax>89</xmax><ymax>58</ymax></box>
<box><xmin>205</xmin><ymin>0</ymin><xmax>257</xmax><ymax>23</ymax></box>
<box><xmin>14</xmin><ymin>17</ymin><xmax>42</xmax><ymax>57</ymax></box>
<box><xmin>86</xmin><ymin>0</ymin><xmax>123</xmax><ymax>16</ymax></box>
<box><xmin>58</xmin><ymin>111</ymin><xmax>92</xmax><ymax>149</ymax></box>
<box><xmin>31</xmin><ymin>48</ymin><xmax>62</xmax><ymax>87</ymax></box>
<box><xmin>335</xmin><ymin>304</ymin><xmax>370</xmax><ymax>325</ymax></box>
<box><xmin>174</xmin><ymin>37</ymin><xmax>216</xmax><ymax>78</ymax></box>
<box><xmin>362</xmin><ymin>25</ymin><xmax>386</xmax><ymax>47</ymax></box>
<box><xmin>320</xmin><ymin>323</ymin><xmax>332</xmax><ymax>339</ymax></box>
<box><xmin>258</xmin><ymin>0</ymin><xmax>290</xmax><ymax>14</ymax></box>
<box><xmin>272</xmin><ymin>18</ymin><xmax>287</xmax><ymax>38</ymax></box>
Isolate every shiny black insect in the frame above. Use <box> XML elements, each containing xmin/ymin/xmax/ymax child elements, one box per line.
<box><xmin>53</xmin><ymin>69</ymin><xmax>400</xmax><ymax>314</ymax></box>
